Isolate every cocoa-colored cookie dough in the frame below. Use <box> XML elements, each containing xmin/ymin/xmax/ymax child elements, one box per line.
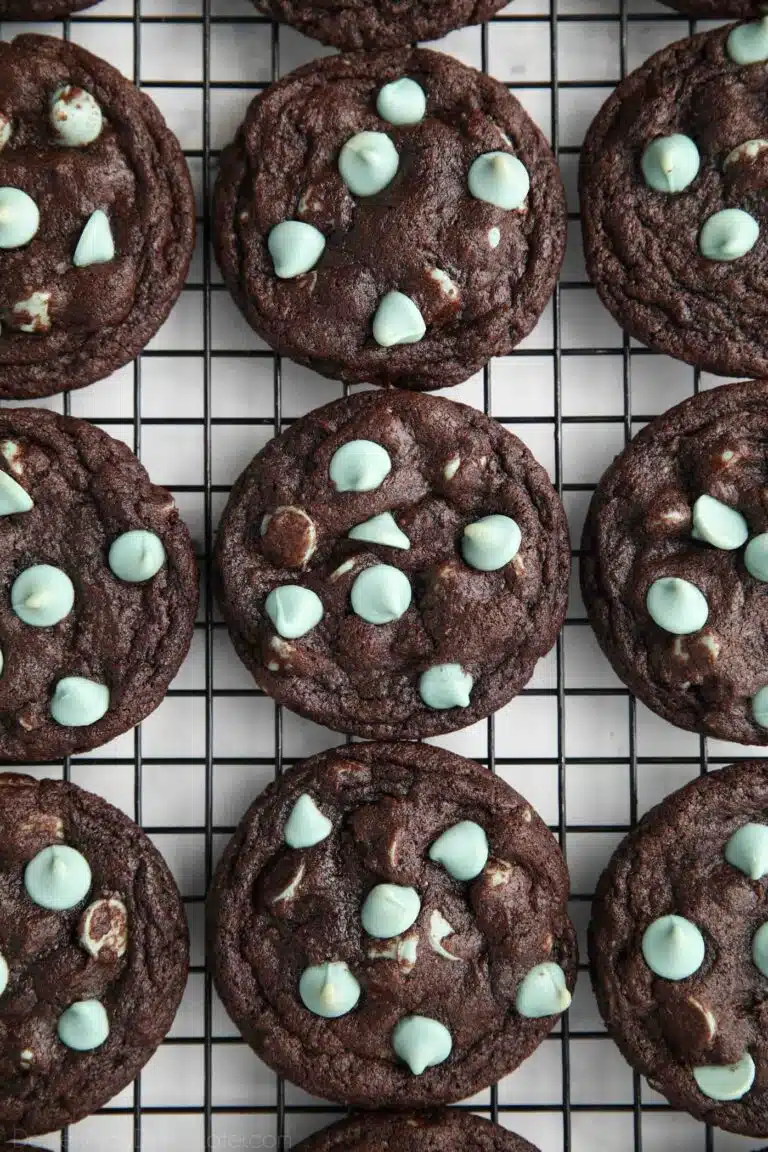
<box><xmin>580</xmin><ymin>379</ymin><xmax>768</xmax><ymax>745</ymax></box>
<box><xmin>0</xmin><ymin>35</ymin><xmax>195</xmax><ymax>399</ymax></box>
<box><xmin>295</xmin><ymin>1110</ymin><xmax>541</xmax><ymax>1152</ymax></box>
<box><xmin>0</xmin><ymin>774</ymin><xmax>188</xmax><ymax>1140</ymax></box>
<box><xmin>215</xmin><ymin>390</ymin><xmax>569</xmax><ymax>741</ymax></box>
<box><xmin>660</xmin><ymin>0</ymin><xmax>756</xmax><ymax>16</ymax></box>
<box><xmin>247</xmin><ymin>0</ymin><xmax>507</xmax><ymax>51</ymax></box>
<box><xmin>0</xmin><ymin>407</ymin><xmax>198</xmax><ymax>761</ymax></box>
<box><xmin>590</xmin><ymin>761</ymin><xmax>768</xmax><ymax>1137</ymax></box>
<box><xmin>1</xmin><ymin>0</ymin><xmax>100</xmax><ymax>17</ymax></box>
<box><xmin>208</xmin><ymin>743</ymin><xmax>577</xmax><ymax>1109</ymax></box>
<box><xmin>214</xmin><ymin>48</ymin><xmax>565</xmax><ymax>392</ymax></box>
<box><xmin>581</xmin><ymin>24</ymin><xmax>768</xmax><ymax>379</ymax></box>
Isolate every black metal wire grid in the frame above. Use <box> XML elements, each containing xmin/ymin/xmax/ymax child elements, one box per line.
<box><xmin>0</xmin><ymin>0</ymin><xmax>743</xmax><ymax>1147</ymax></box>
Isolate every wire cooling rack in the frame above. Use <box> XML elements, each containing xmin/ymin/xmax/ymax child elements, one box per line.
<box><xmin>1</xmin><ymin>0</ymin><xmax>763</xmax><ymax>1148</ymax></box>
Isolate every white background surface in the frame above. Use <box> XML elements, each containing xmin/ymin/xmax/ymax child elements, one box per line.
<box><xmin>2</xmin><ymin>0</ymin><xmax>761</xmax><ymax>1148</ymax></box>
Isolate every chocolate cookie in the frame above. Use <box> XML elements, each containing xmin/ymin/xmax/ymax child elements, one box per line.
<box><xmin>0</xmin><ymin>773</ymin><xmax>188</xmax><ymax>1139</ymax></box>
<box><xmin>659</xmin><ymin>0</ymin><xmax>756</xmax><ymax>15</ymax></box>
<box><xmin>215</xmin><ymin>390</ymin><xmax>569</xmax><ymax>741</ymax></box>
<box><xmin>294</xmin><ymin>1110</ymin><xmax>541</xmax><ymax>1152</ymax></box>
<box><xmin>581</xmin><ymin>23</ymin><xmax>768</xmax><ymax>379</ymax></box>
<box><xmin>580</xmin><ymin>379</ymin><xmax>768</xmax><ymax>745</ymax></box>
<box><xmin>246</xmin><ymin>0</ymin><xmax>507</xmax><ymax>52</ymax></box>
<box><xmin>589</xmin><ymin>760</ymin><xmax>768</xmax><ymax>1136</ymax></box>
<box><xmin>214</xmin><ymin>48</ymin><xmax>565</xmax><ymax>392</ymax></box>
<box><xmin>0</xmin><ymin>407</ymin><xmax>198</xmax><ymax>761</ymax></box>
<box><xmin>1</xmin><ymin>0</ymin><xmax>100</xmax><ymax>17</ymax></box>
<box><xmin>0</xmin><ymin>34</ymin><xmax>195</xmax><ymax>400</ymax></box>
<box><xmin>208</xmin><ymin>742</ymin><xmax>577</xmax><ymax>1109</ymax></box>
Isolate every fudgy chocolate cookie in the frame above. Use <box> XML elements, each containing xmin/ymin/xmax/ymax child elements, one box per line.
<box><xmin>590</xmin><ymin>761</ymin><xmax>768</xmax><ymax>1136</ymax></box>
<box><xmin>0</xmin><ymin>773</ymin><xmax>188</xmax><ymax>1139</ymax></box>
<box><xmin>215</xmin><ymin>390</ymin><xmax>569</xmax><ymax>740</ymax></box>
<box><xmin>247</xmin><ymin>0</ymin><xmax>507</xmax><ymax>52</ymax></box>
<box><xmin>0</xmin><ymin>35</ymin><xmax>195</xmax><ymax>399</ymax></box>
<box><xmin>660</xmin><ymin>0</ymin><xmax>756</xmax><ymax>15</ymax></box>
<box><xmin>1</xmin><ymin>0</ymin><xmax>100</xmax><ymax>17</ymax></box>
<box><xmin>581</xmin><ymin>23</ymin><xmax>768</xmax><ymax>379</ymax></box>
<box><xmin>214</xmin><ymin>48</ymin><xmax>565</xmax><ymax>392</ymax></box>
<box><xmin>295</xmin><ymin>1110</ymin><xmax>541</xmax><ymax>1151</ymax></box>
<box><xmin>0</xmin><ymin>407</ymin><xmax>198</xmax><ymax>761</ymax></box>
<box><xmin>581</xmin><ymin>379</ymin><xmax>768</xmax><ymax>745</ymax></box>
<box><xmin>209</xmin><ymin>743</ymin><xmax>577</xmax><ymax>1109</ymax></box>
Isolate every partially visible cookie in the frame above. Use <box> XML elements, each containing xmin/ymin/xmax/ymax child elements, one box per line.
<box><xmin>0</xmin><ymin>773</ymin><xmax>188</xmax><ymax>1140</ymax></box>
<box><xmin>659</xmin><ymin>0</ymin><xmax>755</xmax><ymax>15</ymax></box>
<box><xmin>0</xmin><ymin>407</ymin><xmax>198</xmax><ymax>761</ymax></box>
<box><xmin>591</xmin><ymin>761</ymin><xmax>768</xmax><ymax>1136</ymax></box>
<box><xmin>295</xmin><ymin>1110</ymin><xmax>541</xmax><ymax>1151</ymax></box>
<box><xmin>1</xmin><ymin>0</ymin><xmax>100</xmax><ymax>16</ymax></box>
<box><xmin>247</xmin><ymin>0</ymin><xmax>507</xmax><ymax>51</ymax></box>
<box><xmin>214</xmin><ymin>48</ymin><xmax>565</xmax><ymax>392</ymax></box>
<box><xmin>208</xmin><ymin>742</ymin><xmax>577</xmax><ymax>1110</ymax></box>
<box><xmin>581</xmin><ymin>23</ymin><xmax>768</xmax><ymax>379</ymax></box>
<box><xmin>215</xmin><ymin>389</ymin><xmax>569</xmax><ymax>741</ymax></box>
<box><xmin>0</xmin><ymin>35</ymin><xmax>195</xmax><ymax>399</ymax></box>
<box><xmin>581</xmin><ymin>379</ymin><xmax>768</xmax><ymax>745</ymax></box>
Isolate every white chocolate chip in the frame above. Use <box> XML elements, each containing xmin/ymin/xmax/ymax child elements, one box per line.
<box><xmin>0</xmin><ymin>440</ymin><xmax>22</xmax><ymax>476</ymax></box>
<box><xmin>269</xmin><ymin>636</ymin><xmax>295</xmax><ymax>657</ymax></box>
<box><xmin>724</xmin><ymin>139</ymin><xmax>768</xmax><ymax>167</ymax></box>
<box><xmin>78</xmin><ymin>897</ymin><xmax>128</xmax><ymax>961</ymax></box>
<box><xmin>368</xmin><ymin>931</ymin><xmax>419</xmax><ymax>972</ymax></box>
<box><xmin>512</xmin><ymin>554</ymin><xmax>525</xmax><ymax>576</ymax></box>
<box><xmin>11</xmin><ymin>291</ymin><xmax>51</xmax><ymax>334</ymax></box>
<box><xmin>428</xmin><ymin>267</ymin><xmax>460</xmax><ymax>301</ymax></box>
<box><xmin>19</xmin><ymin>1049</ymin><xmax>34</xmax><ymax>1069</ymax></box>
<box><xmin>266</xmin><ymin>661</ymin><xmax>280</xmax><ymax>672</ymax></box>
<box><xmin>0</xmin><ymin>113</ymin><xmax>11</xmax><ymax>151</ymax></box>
<box><xmin>484</xmin><ymin>858</ymin><xmax>512</xmax><ymax>887</ymax></box>
<box><xmin>521</xmin><ymin>808</ymin><xmax>532</xmax><ymax>823</ymax></box>
<box><xmin>688</xmin><ymin>996</ymin><xmax>717</xmax><ymax>1041</ymax></box>
<box><xmin>443</xmin><ymin>455</ymin><xmax>461</xmax><ymax>481</ymax></box>
<box><xmin>429</xmin><ymin>910</ymin><xmax>460</xmax><ymax>961</ymax></box>
<box><xmin>672</xmin><ymin>637</ymin><xmax>689</xmax><ymax>662</ymax></box>
<box><xmin>662</xmin><ymin>508</ymin><xmax>688</xmax><ymax>525</ymax></box>
<box><xmin>698</xmin><ymin>634</ymin><xmax>720</xmax><ymax>660</ymax></box>
<box><xmin>271</xmin><ymin>861</ymin><xmax>305</xmax><ymax>904</ymax></box>
<box><xmin>387</xmin><ymin>834</ymin><xmax>400</xmax><ymax>868</ymax></box>
<box><xmin>330</xmin><ymin>558</ymin><xmax>357</xmax><ymax>581</ymax></box>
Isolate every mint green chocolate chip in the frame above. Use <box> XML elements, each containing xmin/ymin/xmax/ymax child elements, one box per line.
<box><xmin>419</xmin><ymin>664</ymin><xmax>473</xmax><ymax>710</ymax></box>
<box><xmin>0</xmin><ymin>950</ymin><xmax>7</xmax><ymax>997</ymax></box>
<box><xmin>0</xmin><ymin>188</ymin><xmax>39</xmax><ymax>249</ymax></box>
<box><xmin>50</xmin><ymin>677</ymin><xmax>109</xmax><ymax>728</ymax></box>
<box><xmin>73</xmin><ymin>209</ymin><xmax>114</xmax><ymax>268</ymax></box>
<box><xmin>724</xmin><ymin>822</ymin><xmax>768</xmax><ymax>878</ymax></box>
<box><xmin>268</xmin><ymin>221</ymin><xmax>326</xmax><ymax>279</ymax></box>
<box><xmin>693</xmin><ymin>1052</ymin><xmax>755</xmax><ymax>1102</ymax></box>
<box><xmin>752</xmin><ymin>921</ymin><xmax>768</xmax><ymax>977</ymax></box>
<box><xmin>692</xmin><ymin>494</ymin><xmax>748</xmax><ymax>550</ymax></box>
<box><xmin>57</xmin><ymin>999</ymin><xmax>109</xmax><ymax>1051</ymax></box>
<box><xmin>299</xmin><ymin>961</ymin><xmax>360</xmax><ymax>1018</ymax></box>
<box><xmin>25</xmin><ymin>845</ymin><xmax>91</xmax><ymax>910</ymax></box>
<box><xmin>362</xmin><ymin>883</ymin><xmax>421</xmax><ymax>938</ymax></box>
<box><xmin>376</xmin><ymin>78</ymin><xmax>426</xmax><ymax>126</ymax></box>
<box><xmin>641</xmin><ymin>134</ymin><xmax>700</xmax><ymax>194</ymax></box>
<box><xmin>284</xmin><ymin>794</ymin><xmax>332</xmax><ymax>848</ymax></box>
<box><xmin>350</xmin><ymin>564</ymin><xmax>411</xmax><ymax>624</ymax></box>
<box><xmin>428</xmin><ymin>821</ymin><xmax>488</xmax><ymax>881</ymax></box>
<box><xmin>468</xmin><ymin>152</ymin><xmax>529</xmax><ymax>210</ymax></box>
<box><xmin>392</xmin><ymin>1015</ymin><xmax>452</xmax><ymax>1075</ymax></box>
<box><xmin>461</xmin><ymin>514</ymin><xmax>521</xmax><ymax>572</ymax></box>
<box><xmin>641</xmin><ymin>914</ymin><xmax>705</xmax><ymax>980</ymax></box>
<box><xmin>727</xmin><ymin>16</ymin><xmax>768</xmax><ymax>64</ymax></box>
<box><xmin>109</xmin><ymin>530</ymin><xmax>166</xmax><ymax>583</ymax></box>
<box><xmin>0</xmin><ymin>471</ymin><xmax>33</xmax><ymax>515</ymax></box>
<box><xmin>745</xmin><ymin>533</ymin><xmax>768</xmax><ymax>581</ymax></box>
<box><xmin>330</xmin><ymin>440</ymin><xmax>392</xmax><ymax>493</ymax></box>
<box><xmin>753</xmin><ymin>686</ymin><xmax>768</xmax><ymax>729</ymax></box>
<box><xmin>372</xmin><ymin>291</ymin><xmax>426</xmax><ymax>348</ymax></box>
<box><xmin>646</xmin><ymin>577</ymin><xmax>708</xmax><ymax>635</ymax></box>
<box><xmin>339</xmin><ymin>131</ymin><xmax>399</xmax><ymax>197</ymax></box>
<box><xmin>51</xmin><ymin>86</ymin><xmax>102</xmax><ymax>148</ymax></box>
<box><xmin>515</xmin><ymin>962</ymin><xmax>572</xmax><ymax>1018</ymax></box>
<box><xmin>265</xmin><ymin>585</ymin><xmax>323</xmax><ymax>639</ymax></box>
<box><xmin>699</xmin><ymin>208</ymin><xmax>759</xmax><ymax>261</ymax></box>
<box><xmin>348</xmin><ymin>512</ymin><xmax>410</xmax><ymax>550</ymax></box>
<box><xmin>12</xmin><ymin>565</ymin><xmax>74</xmax><ymax>628</ymax></box>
